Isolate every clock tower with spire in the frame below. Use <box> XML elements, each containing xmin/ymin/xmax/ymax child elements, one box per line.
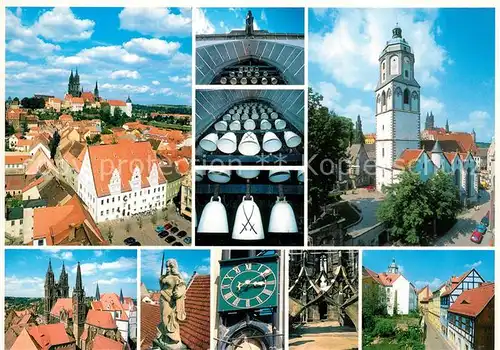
<box><xmin>375</xmin><ymin>25</ymin><xmax>421</xmax><ymax>191</ymax></box>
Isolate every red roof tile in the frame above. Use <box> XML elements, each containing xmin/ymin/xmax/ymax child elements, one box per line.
<box><xmin>86</xmin><ymin>142</ymin><xmax>166</xmax><ymax>197</ymax></box>
<box><xmin>175</xmin><ymin>158</ymin><xmax>190</xmax><ymax>175</ymax></box>
<box><xmin>140</xmin><ymin>303</ymin><xmax>160</xmax><ymax>350</ymax></box>
<box><xmin>441</xmin><ymin>270</ymin><xmax>473</xmax><ymax>297</ymax></box>
<box><xmin>50</xmin><ymin>298</ymin><xmax>73</xmax><ymax>318</ymax></box>
<box><xmin>22</xmin><ymin>177</ymin><xmax>44</xmax><ymax>193</ymax></box>
<box><xmin>108</xmin><ymin>100</ymin><xmax>127</xmax><ymax>107</ymax></box>
<box><xmin>393</xmin><ymin>149</ymin><xmax>425</xmax><ymax>170</ymax></box>
<box><xmin>182</xmin><ymin>274</ymin><xmax>211</xmax><ymax>350</ymax></box>
<box><xmin>90</xmin><ymin>334</ymin><xmax>123</xmax><ymax>350</ymax></box>
<box><xmin>364</xmin><ymin>267</ymin><xmax>401</xmax><ymax>286</ymax></box>
<box><xmin>449</xmin><ymin>283</ymin><xmax>494</xmax><ymax>317</ymax></box>
<box><xmin>27</xmin><ymin>323</ymin><xmax>74</xmax><ymax>349</ymax></box>
<box><xmin>85</xmin><ymin>310</ymin><xmax>117</xmax><ymax>329</ymax></box>
<box><xmin>5</xmin><ymin>154</ymin><xmax>31</xmax><ymax>165</ymax></box>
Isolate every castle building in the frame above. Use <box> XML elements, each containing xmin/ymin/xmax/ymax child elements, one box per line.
<box><xmin>68</xmin><ymin>69</ymin><xmax>82</xmax><ymax>97</ymax></box>
<box><xmin>44</xmin><ymin>260</ymin><xmax>69</xmax><ymax>323</ymax></box>
<box><xmin>375</xmin><ymin>26</ymin><xmax>479</xmax><ymax>204</ymax></box>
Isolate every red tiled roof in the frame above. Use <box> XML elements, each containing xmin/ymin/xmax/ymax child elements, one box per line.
<box><xmin>441</xmin><ymin>270</ymin><xmax>473</xmax><ymax>297</ymax></box>
<box><xmin>182</xmin><ymin>274</ymin><xmax>211</xmax><ymax>350</ymax></box>
<box><xmin>6</xmin><ymin>175</ymin><xmax>35</xmax><ymax>191</ymax></box>
<box><xmin>364</xmin><ymin>267</ymin><xmax>401</xmax><ymax>286</ymax></box>
<box><xmin>90</xmin><ymin>334</ymin><xmax>123</xmax><ymax>350</ymax></box>
<box><xmin>449</xmin><ymin>283</ymin><xmax>494</xmax><ymax>317</ymax></box>
<box><xmin>27</xmin><ymin>323</ymin><xmax>74</xmax><ymax>349</ymax></box>
<box><xmin>175</xmin><ymin>158</ymin><xmax>190</xmax><ymax>175</ymax></box>
<box><xmin>86</xmin><ymin>142</ymin><xmax>166</xmax><ymax>197</ymax></box>
<box><xmin>33</xmin><ymin>195</ymin><xmax>106</xmax><ymax>246</ymax></box>
<box><xmin>50</xmin><ymin>298</ymin><xmax>73</xmax><ymax>318</ymax></box>
<box><xmin>81</xmin><ymin>92</ymin><xmax>95</xmax><ymax>103</ymax></box>
<box><xmin>85</xmin><ymin>310</ymin><xmax>117</xmax><ymax>329</ymax></box>
<box><xmin>72</xmin><ymin>98</ymin><xmax>84</xmax><ymax>104</ymax></box>
<box><xmin>59</xmin><ymin>114</ymin><xmax>73</xmax><ymax>122</ymax></box>
<box><xmin>22</xmin><ymin>177</ymin><xmax>44</xmax><ymax>193</ymax></box>
<box><xmin>393</xmin><ymin>149</ymin><xmax>425</xmax><ymax>170</ymax></box>
<box><xmin>141</xmin><ymin>303</ymin><xmax>160</xmax><ymax>350</ymax></box>
<box><xmin>108</xmin><ymin>100</ymin><xmax>127</xmax><ymax>107</ymax></box>
<box><xmin>5</xmin><ymin>154</ymin><xmax>31</xmax><ymax>165</ymax></box>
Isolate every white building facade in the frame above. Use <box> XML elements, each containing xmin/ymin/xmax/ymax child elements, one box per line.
<box><xmin>375</xmin><ymin>26</ymin><xmax>420</xmax><ymax>191</ymax></box>
<box><xmin>77</xmin><ymin>142</ymin><xmax>166</xmax><ymax>223</ymax></box>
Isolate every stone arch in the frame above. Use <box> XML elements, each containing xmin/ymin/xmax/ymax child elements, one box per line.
<box><xmin>411</xmin><ymin>91</ymin><xmax>419</xmax><ymax>112</ymax></box>
<box><xmin>390</xmin><ymin>55</ymin><xmax>399</xmax><ymax>75</ymax></box>
<box><xmin>454</xmin><ymin>168</ymin><xmax>460</xmax><ymax>187</ymax></box>
<box><xmin>394</xmin><ymin>87</ymin><xmax>403</xmax><ymax>109</ymax></box>
<box><xmin>381</xmin><ymin>90</ymin><xmax>387</xmax><ymax>111</ymax></box>
<box><xmin>403</xmin><ymin>88</ymin><xmax>410</xmax><ymax>108</ymax></box>
<box><xmin>387</xmin><ymin>88</ymin><xmax>392</xmax><ymax>109</ymax></box>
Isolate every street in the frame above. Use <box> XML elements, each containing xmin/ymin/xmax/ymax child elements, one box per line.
<box><xmin>289</xmin><ymin>321</ymin><xmax>358</xmax><ymax>350</ymax></box>
<box><xmin>425</xmin><ymin>320</ymin><xmax>452</xmax><ymax>350</ymax></box>
<box><xmin>343</xmin><ymin>189</ymin><xmax>384</xmax><ymax>235</ymax></box>
<box><xmin>434</xmin><ymin>190</ymin><xmax>493</xmax><ymax>247</ymax></box>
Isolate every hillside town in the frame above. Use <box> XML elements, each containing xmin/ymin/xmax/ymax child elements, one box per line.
<box><xmin>5</xmin><ymin>70</ymin><xmax>192</xmax><ymax>246</ymax></box>
<box><xmin>362</xmin><ymin>256</ymin><xmax>494</xmax><ymax>349</ymax></box>
<box><xmin>5</xmin><ymin>259</ymin><xmax>137</xmax><ymax>350</ymax></box>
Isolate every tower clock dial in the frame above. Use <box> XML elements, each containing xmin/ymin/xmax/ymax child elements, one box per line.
<box><xmin>220</xmin><ymin>261</ymin><xmax>277</xmax><ymax>310</ymax></box>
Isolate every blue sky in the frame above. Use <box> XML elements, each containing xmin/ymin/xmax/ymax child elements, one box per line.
<box><xmin>309</xmin><ymin>8</ymin><xmax>495</xmax><ymax>142</ymax></box>
<box><xmin>195</xmin><ymin>7</ymin><xmax>304</xmax><ymax>35</ymax></box>
<box><xmin>6</xmin><ymin>7</ymin><xmax>192</xmax><ymax>105</ymax></box>
<box><xmin>363</xmin><ymin>250</ymin><xmax>494</xmax><ymax>291</ymax></box>
<box><xmin>5</xmin><ymin>249</ymin><xmax>137</xmax><ymax>298</ymax></box>
<box><xmin>141</xmin><ymin>249</ymin><xmax>210</xmax><ymax>291</ymax></box>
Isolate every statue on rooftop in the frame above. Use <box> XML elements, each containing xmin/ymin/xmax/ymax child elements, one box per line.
<box><xmin>245</xmin><ymin>10</ymin><xmax>255</xmax><ymax>36</ymax></box>
<box><xmin>152</xmin><ymin>257</ymin><xmax>187</xmax><ymax>350</ymax></box>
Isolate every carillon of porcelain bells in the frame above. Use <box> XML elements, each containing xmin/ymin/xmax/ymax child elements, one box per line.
<box><xmin>232</xmin><ymin>181</ymin><xmax>264</xmax><ymax>240</ymax></box>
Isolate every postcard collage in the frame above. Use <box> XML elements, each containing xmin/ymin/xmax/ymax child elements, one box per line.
<box><xmin>1</xmin><ymin>5</ymin><xmax>497</xmax><ymax>350</ymax></box>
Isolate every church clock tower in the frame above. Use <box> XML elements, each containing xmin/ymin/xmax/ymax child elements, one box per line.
<box><xmin>375</xmin><ymin>25</ymin><xmax>421</xmax><ymax>191</ymax></box>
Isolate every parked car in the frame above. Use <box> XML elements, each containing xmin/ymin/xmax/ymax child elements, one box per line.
<box><xmin>475</xmin><ymin>224</ymin><xmax>487</xmax><ymax>235</ymax></box>
<box><xmin>164</xmin><ymin>223</ymin><xmax>173</xmax><ymax>231</ymax></box>
<box><xmin>170</xmin><ymin>227</ymin><xmax>179</xmax><ymax>234</ymax></box>
<box><xmin>131</xmin><ymin>241</ymin><xmax>141</xmax><ymax>246</ymax></box>
<box><xmin>165</xmin><ymin>236</ymin><xmax>176</xmax><ymax>244</ymax></box>
<box><xmin>470</xmin><ymin>230</ymin><xmax>483</xmax><ymax>244</ymax></box>
<box><xmin>177</xmin><ymin>230</ymin><xmax>187</xmax><ymax>238</ymax></box>
<box><xmin>158</xmin><ymin>231</ymin><xmax>169</xmax><ymax>238</ymax></box>
<box><xmin>155</xmin><ymin>226</ymin><xmax>164</xmax><ymax>233</ymax></box>
<box><xmin>173</xmin><ymin>242</ymin><xmax>184</xmax><ymax>246</ymax></box>
<box><xmin>124</xmin><ymin>237</ymin><xmax>136</xmax><ymax>245</ymax></box>
<box><xmin>183</xmin><ymin>237</ymin><xmax>192</xmax><ymax>245</ymax></box>
<box><xmin>481</xmin><ymin>212</ymin><xmax>490</xmax><ymax>227</ymax></box>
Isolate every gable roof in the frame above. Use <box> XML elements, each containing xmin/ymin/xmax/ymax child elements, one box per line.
<box><xmin>107</xmin><ymin>100</ymin><xmax>127</xmax><ymax>107</ymax></box>
<box><xmin>449</xmin><ymin>283</ymin><xmax>494</xmax><ymax>317</ymax></box>
<box><xmin>182</xmin><ymin>274</ymin><xmax>211</xmax><ymax>350</ymax></box>
<box><xmin>364</xmin><ymin>267</ymin><xmax>401</xmax><ymax>286</ymax></box>
<box><xmin>393</xmin><ymin>149</ymin><xmax>426</xmax><ymax>170</ymax></box>
<box><xmin>85</xmin><ymin>310</ymin><xmax>117</xmax><ymax>329</ymax></box>
<box><xmin>27</xmin><ymin>323</ymin><xmax>74</xmax><ymax>350</ymax></box>
<box><xmin>86</xmin><ymin>142</ymin><xmax>166</xmax><ymax>197</ymax></box>
<box><xmin>50</xmin><ymin>298</ymin><xmax>73</xmax><ymax>318</ymax></box>
<box><xmin>90</xmin><ymin>334</ymin><xmax>123</xmax><ymax>350</ymax></box>
<box><xmin>441</xmin><ymin>269</ymin><xmax>475</xmax><ymax>297</ymax></box>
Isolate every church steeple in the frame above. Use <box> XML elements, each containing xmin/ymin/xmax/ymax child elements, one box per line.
<box><xmin>59</xmin><ymin>262</ymin><xmax>69</xmax><ymax>298</ymax></box>
<box><xmin>392</xmin><ymin>24</ymin><xmax>402</xmax><ymax>39</ymax></box>
<box><xmin>120</xmin><ymin>288</ymin><xmax>124</xmax><ymax>304</ymax></box>
<box><xmin>388</xmin><ymin>258</ymin><xmax>399</xmax><ymax>274</ymax></box>
<box><xmin>44</xmin><ymin>259</ymin><xmax>56</xmax><ymax>323</ymax></box>
<box><xmin>95</xmin><ymin>283</ymin><xmax>100</xmax><ymax>301</ymax></box>
<box><xmin>72</xmin><ymin>262</ymin><xmax>85</xmax><ymax>348</ymax></box>
<box><xmin>445</xmin><ymin>119</ymin><xmax>450</xmax><ymax>133</ymax></box>
<box><xmin>472</xmin><ymin>128</ymin><xmax>476</xmax><ymax>143</ymax></box>
<box><xmin>94</xmin><ymin>81</ymin><xmax>99</xmax><ymax>99</ymax></box>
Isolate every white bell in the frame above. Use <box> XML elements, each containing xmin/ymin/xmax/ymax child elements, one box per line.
<box><xmin>232</xmin><ymin>113</ymin><xmax>241</xmax><ymax>120</ymax></box>
<box><xmin>261</xmin><ymin>77</ymin><xmax>268</xmax><ymax>85</ymax></box>
<box><xmin>284</xmin><ymin>131</ymin><xmax>302</xmax><ymax>148</ymax></box>
<box><xmin>229</xmin><ymin>120</ymin><xmax>241</xmax><ymax>131</ymax></box>
<box><xmin>268</xmin><ymin>197</ymin><xmax>298</xmax><ymax>233</ymax></box>
<box><xmin>275</xmin><ymin>119</ymin><xmax>286</xmax><ymax>130</ymax></box>
<box><xmin>207</xmin><ymin>170</ymin><xmax>231</xmax><ymax>183</ymax></box>
<box><xmin>269</xmin><ymin>170</ymin><xmax>291</xmax><ymax>183</ymax></box>
<box><xmin>267</xmin><ymin>108</ymin><xmax>273</xmax><ymax>113</ymax></box>
<box><xmin>251</xmin><ymin>113</ymin><xmax>260</xmax><ymax>120</ymax></box>
<box><xmin>261</xmin><ymin>113</ymin><xmax>269</xmax><ymax>119</ymax></box>
<box><xmin>220</xmin><ymin>77</ymin><xmax>227</xmax><ymax>85</ymax></box>
<box><xmin>198</xmin><ymin>197</ymin><xmax>229</xmax><ymax>233</ymax></box>
<box><xmin>297</xmin><ymin>170</ymin><xmax>304</xmax><ymax>183</ymax></box>
<box><xmin>232</xmin><ymin>196</ymin><xmax>265</xmax><ymax>240</ymax></box>
<box><xmin>238</xmin><ymin>132</ymin><xmax>260</xmax><ymax>156</ymax></box>
<box><xmin>270</xmin><ymin>112</ymin><xmax>278</xmax><ymax>119</ymax></box>
<box><xmin>271</xmin><ymin>77</ymin><xmax>278</xmax><ymax>85</ymax></box>
<box><xmin>262</xmin><ymin>132</ymin><xmax>282</xmax><ymax>153</ymax></box>
<box><xmin>217</xmin><ymin>132</ymin><xmax>237</xmax><ymax>154</ymax></box>
<box><xmin>195</xmin><ymin>170</ymin><xmax>205</xmax><ymax>182</ymax></box>
<box><xmin>199</xmin><ymin>133</ymin><xmax>218</xmax><ymax>152</ymax></box>
<box><xmin>214</xmin><ymin>121</ymin><xmax>228</xmax><ymax>131</ymax></box>
<box><xmin>236</xmin><ymin>170</ymin><xmax>260</xmax><ymax>179</ymax></box>
<box><xmin>243</xmin><ymin>119</ymin><xmax>256</xmax><ymax>130</ymax></box>
<box><xmin>242</xmin><ymin>114</ymin><xmax>250</xmax><ymax>121</ymax></box>
<box><xmin>222</xmin><ymin>114</ymin><xmax>231</xmax><ymax>121</ymax></box>
<box><xmin>230</xmin><ymin>77</ymin><xmax>238</xmax><ymax>85</ymax></box>
<box><xmin>260</xmin><ymin>119</ymin><xmax>272</xmax><ymax>130</ymax></box>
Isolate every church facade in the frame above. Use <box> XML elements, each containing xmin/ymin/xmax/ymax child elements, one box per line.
<box><xmin>374</xmin><ymin>26</ymin><xmax>478</xmax><ymax>204</ymax></box>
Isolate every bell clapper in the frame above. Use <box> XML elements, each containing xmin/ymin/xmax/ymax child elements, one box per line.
<box><xmin>244</xmin><ymin>180</ymin><xmax>251</xmax><ymax>200</ymax></box>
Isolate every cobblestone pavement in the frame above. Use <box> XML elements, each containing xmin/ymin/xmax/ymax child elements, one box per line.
<box><xmin>98</xmin><ymin>204</ymin><xmax>192</xmax><ymax>246</ymax></box>
<box><xmin>342</xmin><ymin>189</ymin><xmax>385</xmax><ymax>235</ymax></box>
<box><xmin>425</xmin><ymin>320</ymin><xmax>452</xmax><ymax>350</ymax></box>
<box><xmin>289</xmin><ymin>321</ymin><xmax>358</xmax><ymax>350</ymax></box>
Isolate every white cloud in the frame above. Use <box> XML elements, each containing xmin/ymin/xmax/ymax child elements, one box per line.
<box><xmin>168</xmin><ymin>75</ymin><xmax>191</xmax><ymax>84</ymax></box>
<box><xmin>52</xmin><ymin>45</ymin><xmax>146</xmax><ymax>66</ymax></box>
<box><xmin>310</xmin><ymin>9</ymin><xmax>448</xmax><ymax>90</ymax></box>
<box><xmin>421</xmin><ymin>96</ymin><xmax>445</xmax><ymax>116</ymax></box>
<box><xmin>156</xmin><ymin>88</ymin><xmax>173</xmax><ymax>95</ymax></box>
<box><xmin>5</xmin><ymin>276</ymin><xmax>44</xmax><ymax>297</ymax></box>
<box><xmin>168</xmin><ymin>52</ymin><xmax>192</xmax><ymax>68</ymax></box>
<box><xmin>181</xmin><ymin>271</ymin><xmax>190</xmax><ymax>280</ymax></box>
<box><xmin>32</xmin><ymin>8</ymin><xmax>95</xmax><ymax>42</ymax></box>
<box><xmin>95</xmin><ymin>277</ymin><xmax>137</xmax><ymax>285</ymax></box>
<box><xmin>316</xmin><ymin>81</ymin><xmax>374</xmax><ymax>127</ymax></box>
<box><xmin>260</xmin><ymin>10</ymin><xmax>268</xmax><ymax>24</ymax></box>
<box><xmin>194</xmin><ymin>8</ymin><xmax>215</xmax><ymax>34</ymax></box>
<box><xmin>5</xmin><ymin>61</ymin><xmax>28</xmax><ymax>68</ymax></box>
<box><xmin>152</xmin><ymin>80</ymin><xmax>160</xmax><ymax>85</ymax></box>
<box><xmin>101</xmin><ymin>83</ymin><xmax>150</xmax><ymax>94</ymax></box>
<box><xmin>415</xmin><ymin>277</ymin><xmax>442</xmax><ymax>290</ymax></box>
<box><xmin>110</xmin><ymin>70</ymin><xmax>141</xmax><ymax>80</ymax></box>
<box><xmin>124</xmin><ymin>38</ymin><xmax>180</xmax><ymax>56</ymax></box>
<box><xmin>60</xmin><ymin>252</ymin><xmax>74</xmax><ymax>260</ymax></box>
<box><xmin>450</xmin><ymin>110</ymin><xmax>490</xmax><ymax>137</ymax></box>
<box><xmin>119</xmin><ymin>8</ymin><xmax>191</xmax><ymax>37</ymax></box>
<box><xmin>7</xmin><ymin>38</ymin><xmax>60</xmax><ymax>59</ymax></box>
<box><xmin>94</xmin><ymin>251</ymin><xmax>104</xmax><ymax>257</ymax></box>
<box><xmin>195</xmin><ymin>265</ymin><xmax>210</xmax><ymax>274</ymax></box>
<box><xmin>465</xmin><ymin>260</ymin><xmax>482</xmax><ymax>269</ymax></box>
<box><xmin>71</xmin><ymin>257</ymin><xmax>137</xmax><ymax>276</ymax></box>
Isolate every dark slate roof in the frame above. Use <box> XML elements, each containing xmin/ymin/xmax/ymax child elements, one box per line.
<box><xmin>23</xmin><ymin>199</ymin><xmax>48</xmax><ymax>209</ymax></box>
<box><xmin>38</xmin><ymin>177</ymin><xmax>74</xmax><ymax>207</ymax></box>
<box><xmin>6</xmin><ymin>207</ymin><xmax>23</xmax><ymax>220</ymax></box>
<box><xmin>421</xmin><ymin>140</ymin><xmax>462</xmax><ymax>153</ymax></box>
<box><xmin>364</xmin><ymin>143</ymin><xmax>376</xmax><ymax>160</ymax></box>
<box><xmin>161</xmin><ymin>165</ymin><xmax>182</xmax><ymax>183</ymax></box>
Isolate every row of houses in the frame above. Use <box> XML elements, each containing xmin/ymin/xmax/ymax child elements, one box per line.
<box><xmin>418</xmin><ymin>269</ymin><xmax>494</xmax><ymax>350</ymax></box>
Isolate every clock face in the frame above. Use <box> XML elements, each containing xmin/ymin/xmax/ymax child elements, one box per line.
<box><xmin>220</xmin><ymin>261</ymin><xmax>277</xmax><ymax>310</ymax></box>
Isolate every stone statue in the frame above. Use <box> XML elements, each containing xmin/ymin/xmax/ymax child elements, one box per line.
<box><xmin>152</xmin><ymin>258</ymin><xmax>187</xmax><ymax>350</ymax></box>
<box><xmin>245</xmin><ymin>10</ymin><xmax>254</xmax><ymax>36</ymax></box>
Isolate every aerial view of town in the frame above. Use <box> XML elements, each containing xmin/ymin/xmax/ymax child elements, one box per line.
<box><xmin>307</xmin><ymin>8</ymin><xmax>495</xmax><ymax>247</ymax></box>
<box><xmin>362</xmin><ymin>250</ymin><xmax>494</xmax><ymax>349</ymax></box>
<box><xmin>5</xmin><ymin>8</ymin><xmax>193</xmax><ymax>246</ymax></box>
<box><xmin>4</xmin><ymin>249</ymin><xmax>138</xmax><ymax>350</ymax></box>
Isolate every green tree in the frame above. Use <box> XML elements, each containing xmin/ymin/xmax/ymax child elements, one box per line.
<box><xmin>49</xmin><ymin>130</ymin><xmax>61</xmax><ymax>160</ymax></box>
<box><xmin>362</xmin><ymin>282</ymin><xmax>388</xmax><ymax>333</ymax></box>
<box><xmin>427</xmin><ymin>170</ymin><xmax>461</xmax><ymax>233</ymax></box>
<box><xmin>5</xmin><ymin>120</ymin><xmax>15</xmax><ymax>137</ymax></box>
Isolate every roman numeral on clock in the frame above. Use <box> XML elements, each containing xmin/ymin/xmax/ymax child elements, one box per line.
<box><xmin>262</xmin><ymin>288</ymin><xmax>273</xmax><ymax>296</ymax></box>
<box><xmin>233</xmin><ymin>266</ymin><xmax>241</xmax><ymax>274</ymax></box>
<box><xmin>232</xmin><ymin>297</ymin><xmax>241</xmax><ymax>307</ymax></box>
<box><xmin>221</xmin><ymin>284</ymin><xmax>231</xmax><ymax>290</ymax></box>
<box><xmin>255</xmin><ymin>296</ymin><xmax>263</xmax><ymax>304</ymax></box>
<box><xmin>246</xmin><ymin>299</ymin><xmax>251</xmax><ymax>308</ymax></box>
<box><xmin>266</xmin><ymin>280</ymin><xmax>276</xmax><ymax>285</ymax></box>
<box><xmin>245</xmin><ymin>263</ymin><xmax>252</xmax><ymax>270</ymax></box>
<box><xmin>223</xmin><ymin>292</ymin><xmax>234</xmax><ymax>300</ymax></box>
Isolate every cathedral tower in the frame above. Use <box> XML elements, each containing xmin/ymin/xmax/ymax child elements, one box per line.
<box><xmin>375</xmin><ymin>25</ymin><xmax>421</xmax><ymax>191</ymax></box>
<box><xmin>95</xmin><ymin>283</ymin><xmax>100</xmax><ymax>301</ymax></box>
<box><xmin>67</xmin><ymin>68</ymin><xmax>82</xmax><ymax>97</ymax></box>
<box><xmin>72</xmin><ymin>262</ymin><xmax>86</xmax><ymax>347</ymax></box>
<box><xmin>58</xmin><ymin>262</ymin><xmax>69</xmax><ymax>298</ymax></box>
<box><xmin>94</xmin><ymin>81</ymin><xmax>99</xmax><ymax>100</ymax></box>
<box><xmin>44</xmin><ymin>260</ymin><xmax>56</xmax><ymax>323</ymax></box>
<box><xmin>388</xmin><ymin>258</ymin><xmax>399</xmax><ymax>274</ymax></box>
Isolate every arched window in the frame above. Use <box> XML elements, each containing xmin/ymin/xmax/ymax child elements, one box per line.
<box><xmin>390</xmin><ymin>55</ymin><xmax>399</xmax><ymax>75</ymax></box>
<box><xmin>466</xmin><ymin>168</ymin><xmax>472</xmax><ymax>197</ymax></box>
<box><xmin>411</xmin><ymin>91</ymin><xmax>419</xmax><ymax>112</ymax></box>
<box><xmin>382</xmin><ymin>91</ymin><xmax>387</xmax><ymax>107</ymax></box>
<box><xmin>454</xmin><ymin>169</ymin><xmax>460</xmax><ymax>187</ymax></box>
<box><xmin>403</xmin><ymin>89</ymin><xmax>410</xmax><ymax>105</ymax></box>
